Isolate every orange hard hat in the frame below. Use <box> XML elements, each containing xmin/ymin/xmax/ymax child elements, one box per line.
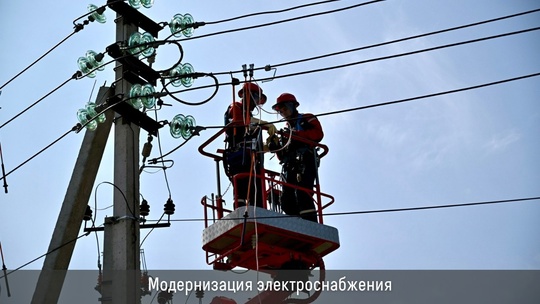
<box><xmin>272</xmin><ymin>93</ymin><xmax>299</xmax><ymax>110</ymax></box>
<box><xmin>238</xmin><ymin>83</ymin><xmax>267</xmax><ymax>105</ymax></box>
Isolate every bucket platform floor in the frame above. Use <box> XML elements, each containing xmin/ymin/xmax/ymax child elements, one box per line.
<box><xmin>202</xmin><ymin>206</ymin><xmax>340</xmax><ymax>270</ymax></box>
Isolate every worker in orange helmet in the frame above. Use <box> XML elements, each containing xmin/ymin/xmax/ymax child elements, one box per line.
<box><xmin>269</xmin><ymin>93</ymin><xmax>323</xmax><ymax>222</ymax></box>
<box><xmin>223</xmin><ymin>82</ymin><xmax>276</xmax><ymax>208</ymax></box>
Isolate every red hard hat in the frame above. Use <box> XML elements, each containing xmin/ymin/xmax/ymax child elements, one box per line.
<box><xmin>238</xmin><ymin>83</ymin><xmax>267</xmax><ymax>105</ymax></box>
<box><xmin>272</xmin><ymin>93</ymin><xmax>299</xmax><ymax>110</ymax></box>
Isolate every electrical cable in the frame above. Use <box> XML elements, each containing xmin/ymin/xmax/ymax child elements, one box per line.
<box><xmin>0</xmin><ymin>72</ymin><xmax>80</xmax><ymax>130</ymax></box>
<box><xmin>180</xmin><ymin>71</ymin><xmax>540</xmax><ymax>135</ymax></box>
<box><xmin>203</xmin><ymin>7</ymin><xmax>540</xmax><ymax>76</ymax></box>
<box><xmin>0</xmin><ymin>241</ymin><xmax>11</xmax><ymax>297</ymax></box>
<box><xmin>161</xmin><ymin>72</ymin><xmax>220</xmax><ymax>106</ymax></box>
<box><xmin>0</xmin><ymin>0</ymin><xmax>538</xmax><ymax>218</ymax></box>
<box><xmin>171</xmin><ymin>25</ymin><xmax>540</xmax><ymax>97</ymax></box>
<box><xmin>0</xmin><ymin>30</ymin><xmax>79</xmax><ymax>90</ymax></box>
<box><xmin>1</xmin><ymin>39</ymin><xmax>181</xmax><ymax>130</ymax></box>
<box><xmin>266</xmin><ymin>8</ymin><xmax>540</xmax><ymax>72</ymax></box>
<box><xmin>143</xmin><ymin>40</ymin><xmax>185</xmax><ymax>75</ymax></box>
<box><xmin>91</xmin><ymin>218</ymin><xmax>102</xmax><ymax>278</ymax></box>
<box><xmin>103</xmin><ymin>39</ymin><xmax>184</xmax><ymax>77</ymax></box>
<box><xmin>159</xmin><ymin>46</ymin><xmax>184</xmax><ymax>77</ymax></box>
<box><xmin>3</xmin><ymin>6</ymin><xmax>536</xmax><ymax>128</ymax></box>
<box><xmin>91</xmin><ymin>183</ymin><xmax>103</xmax><ymax>275</ymax></box>
<box><xmin>140</xmin><ymin>212</ymin><xmax>166</xmax><ymax>248</ymax></box>
<box><xmin>148</xmin><ymin>134</ymin><xmax>195</xmax><ymax>163</ymax></box>
<box><xmin>0</xmin><ymin>0</ymin><xmax>339</xmax><ymax>90</ymax></box>
<box><xmin>83</xmin><ymin>65</ymin><xmax>531</xmax><ymax>228</ymax></box>
<box><xmin>96</xmin><ymin>205</ymin><xmax>113</xmax><ymax>211</ymax></box>
<box><xmin>184</xmin><ymin>289</ymin><xmax>193</xmax><ymax>304</ymax></box>
<box><xmin>2</xmin><ymin>41</ymin><xmax>179</xmax><ymax>131</ymax></box>
<box><xmin>0</xmin><ymin>125</ymin><xmax>79</xmax><ymax>182</ymax></box>
<box><xmin>204</xmin><ymin>0</ymin><xmax>340</xmax><ymax>25</ymax></box>
<box><xmin>0</xmin><ymin>232</ymin><xmax>90</xmax><ymax>279</ymax></box>
<box><xmin>151</xmin><ymin>108</ymin><xmax>173</xmax><ymax>199</ymax></box>
<box><xmin>6</xmin><ymin>7</ymin><xmax>535</xmax><ymax>131</ymax></box>
<box><xmin>140</xmin><ymin>160</ymin><xmax>175</xmax><ymax>174</ymax></box>
<box><xmin>256</xmin><ymin>26</ymin><xmax>540</xmax><ymax>83</ymax></box>
<box><xmin>253</xmin><ymin>168</ymin><xmax>261</xmax><ymax>286</ymax></box>
<box><xmin>94</xmin><ymin>181</ymin><xmax>136</xmax><ymax>219</ymax></box>
<box><xmin>0</xmin><ymin>0</ymin><xmax>120</xmax><ymax>90</ymax></box>
<box><xmin>155</xmin><ymin>196</ymin><xmax>540</xmax><ymax>223</ymax></box>
<box><xmin>174</xmin><ymin>0</ymin><xmax>385</xmax><ymax>42</ymax></box>
<box><xmin>2</xmin><ymin>70</ymin><xmax>536</xmax><ymax>188</ymax></box>
<box><xmin>149</xmin><ymin>290</ymin><xmax>159</xmax><ymax>304</ymax></box>
<box><xmin>324</xmin><ymin>196</ymin><xmax>540</xmax><ymax>217</ymax></box>
<box><xmin>0</xmin><ymin>142</ymin><xmax>8</xmax><ymax>193</ymax></box>
<box><xmin>313</xmin><ymin>72</ymin><xmax>540</xmax><ymax>119</ymax></box>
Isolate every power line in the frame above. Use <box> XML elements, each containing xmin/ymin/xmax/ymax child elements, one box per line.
<box><xmin>1</xmin><ymin>8</ymin><xmax>538</xmax><ymax>190</ymax></box>
<box><xmin>190</xmin><ymin>71</ymin><xmax>540</xmax><ymax>135</ymax></box>
<box><xmin>204</xmin><ymin>0</ymin><xmax>341</xmax><ymax>25</ymax></box>
<box><xmin>0</xmin><ymin>232</ymin><xmax>89</xmax><ymax>279</ymax></box>
<box><xmin>150</xmin><ymin>105</ymin><xmax>173</xmax><ymax>199</ymax></box>
<box><xmin>269</xmin><ymin>8</ymin><xmax>540</xmax><ymax>71</ymax></box>
<box><xmin>0</xmin><ymin>72</ymin><xmax>80</xmax><ymax>130</ymax></box>
<box><xmin>150</xmin><ymin>196</ymin><xmax>540</xmax><ymax>223</ymax></box>
<box><xmin>0</xmin><ymin>125</ymin><xmax>78</xmax><ymax>182</ymax></box>
<box><xmin>4</xmin><ymin>4</ymin><xmax>537</xmax><ymax>131</ymax></box>
<box><xmin>176</xmin><ymin>0</ymin><xmax>385</xmax><ymax>41</ymax></box>
<box><xmin>0</xmin><ymin>142</ymin><xmax>7</xmax><ymax>193</ymax></box>
<box><xmin>0</xmin><ymin>0</ymin><xmax>369</xmax><ymax>92</ymax></box>
<box><xmin>5</xmin><ymin>6</ymin><xmax>536</xmax><ymax>131</ymax></box>
<box><xmin>5</xmin><ymin>23</ymin><xmax>537</xmax><ymax>131</ymax></box>
<box><xmin>207</xmin><ymin>7</ymin><xmax>540</xmax><ymax>77</ymax></box>
<box><xmin>171</xmin><ymin>25</ymin><xmax>540</xmax><ymax>97</ymax></box>
<box><xmin>0</xmin><ymin>33</ymin><xmax>79</xmax><ymax>91</ymax></box>
<box><xmin>325</xmin><ymin>196</ymin><xmax>540</xmax><ymax>217</ymax></box>
<box><xmin>1</xmin><ymin>3</ymin><xmax>538</xmax><ymax>277</ymax></box>
<box><xmin>314</xmin><ymin>72</ymin><xmax>540</xmax><ymax>119</ymax></box>
<box><xmin>0</xmin><ymin>43</ymin><xmax>176</xmax><ymax>130</ymax></box>
<box><xmin>2</xmin><ymin>70</ymin><xmax>538</xmax><ymax>183</ymax></box>
<box><xmin>147</xmin><ymin>25</ymin><xmax>538</xmax><ymax>167</ymax></box>
<box><xmin>2</xmin><ymin>194</ymin><xmax>537</xmax><ymax>278</ymax></box>
<box><xmin>259</xmin><ymin>26</ymin><xmax>540</xmax><ymax>82</ymax></box>
<box><xmin>0</xmin><ymin>0</ymin><xmax>119</xmax><ymax>91</ymax></box>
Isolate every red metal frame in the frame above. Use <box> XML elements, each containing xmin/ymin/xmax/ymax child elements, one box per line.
<box><xmin>198</xmin><ymin>127</ymin><xmax>337</xmax><ymax>270</ymax></box>
<box><xmin>198</xmin><ymin>127</ymin><xmax>333</xmax><ymax>223</ymax></box>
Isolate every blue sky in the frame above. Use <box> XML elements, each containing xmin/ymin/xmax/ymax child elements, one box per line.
<box><xmin>0</xmin><ymin>0</ymin><xmax>539</xmax><ymax>285</ymax></box>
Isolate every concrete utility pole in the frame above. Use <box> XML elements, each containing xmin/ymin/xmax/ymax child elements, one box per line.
<box><xmin>31</xmin><ymin>86</ymin><xmax>114</xmax><ymax>304</ymax></box>
<box><xmin>32</xmin><ymin>2</ymin><xmax>161</xmax><ymax>302</ymax></box>
<box><xmin>101</xmin><ymin>14</ymin><xmax>141</xmax><ymax>304</ymax></box>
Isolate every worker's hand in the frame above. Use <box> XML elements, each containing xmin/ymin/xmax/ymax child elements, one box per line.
<box><xmin>280</xmin><ymin>127</ymin><xmax>291</xmax><ymax>137</ymax></box>
<box><xmin>251</xmin><ymin>117</ymin><xmax>275</xmax><ymax>136</ymax></box>
<box><xmin>266</xmin><ymin>134</ymin><xmax>280</xmax><ymax>150</ymax></box>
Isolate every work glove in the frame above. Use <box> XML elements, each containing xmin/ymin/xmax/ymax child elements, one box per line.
<box><xmin>251</xmin><ymin>118</ymin><xmax>276</xmax><ymax>136</ymax></box>
<box><xmin>266</xmin><ymin>123</ymin><xmax>277</xmax><ymax>136</ymax></box>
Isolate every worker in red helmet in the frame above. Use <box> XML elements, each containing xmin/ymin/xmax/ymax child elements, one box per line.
<box><xmin>269</xmin><ymin>93</ymin><xmax>324</xmax><ymax>222</ymax></box>
<box><xmin>223</xmin><ymin>82</ymin><xmax>276</xmax><ymax>208</ymax></box>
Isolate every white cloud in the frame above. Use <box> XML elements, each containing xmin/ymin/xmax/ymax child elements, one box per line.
<box><xmin>484</xmin><ymin>129</ymin><xmax>521</xmax><ymax>153</ymax></box>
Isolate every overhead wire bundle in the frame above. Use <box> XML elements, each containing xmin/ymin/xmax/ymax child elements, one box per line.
<box><xmin>1</xmin><ymin>3</ymin><xmax>538</xmax><ymax>182</ymax></box>
<box><xmin>0</xmin><ymin>0</ymin><xmax>538</xmax><ymax>279</ymax></box>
